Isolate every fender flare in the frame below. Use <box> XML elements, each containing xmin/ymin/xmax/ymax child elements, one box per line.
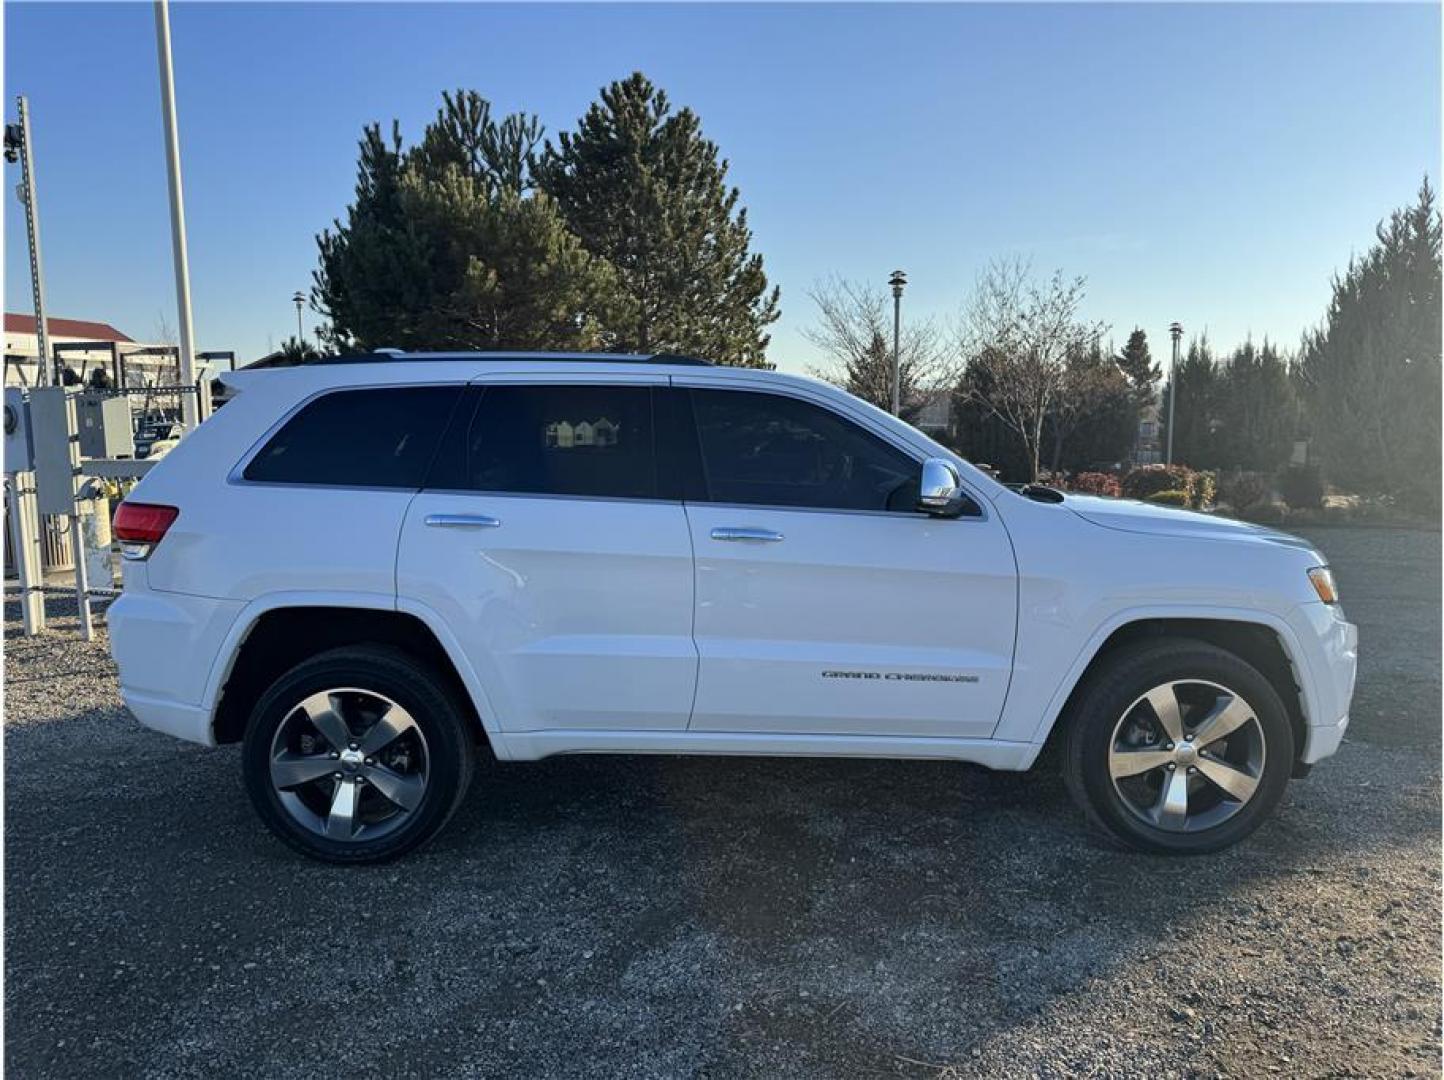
<box><xmin>199</xmin><ymin>590</ymin><xmax>508</xmax><ymax>752</ymax></box>
<box><xmin>1020</xmin><ymin>603</ymin><xmax>1318</xmax><ymax>752</ymax></box>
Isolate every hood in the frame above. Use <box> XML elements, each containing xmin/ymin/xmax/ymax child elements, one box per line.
<box><xmin>1063</xmin><ymin>494</ymin><xmax>1315</xmax><ymax>551</ymax></box>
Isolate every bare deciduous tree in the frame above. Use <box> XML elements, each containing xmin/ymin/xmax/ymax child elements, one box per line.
<box><xmin>803</xmin><ymin>277</ymin><xmax>947</xmax><ymax>421</ymax></box>
<box><xmin>956</xmin><ymin>259</ymin><xmax>1107</xmax><ymax>481</ymax></box>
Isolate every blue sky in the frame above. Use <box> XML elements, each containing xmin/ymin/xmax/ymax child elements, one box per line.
<box><xmin>5</xmin><ymin>3</ymin><xmax>1440</xmax><ymax>374</ymax></box>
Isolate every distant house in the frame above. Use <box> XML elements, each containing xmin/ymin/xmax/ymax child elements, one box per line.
<box><xmin>1132</xmin><ymin>397</ymin><xmax>1163</xmax><ymax>466</ymax></box>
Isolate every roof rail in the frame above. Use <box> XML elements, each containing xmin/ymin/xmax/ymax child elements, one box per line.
<box><xmin>309</xmin><ymin>350</ymin><xmax>715</xmax><ymax>367</ymax></box>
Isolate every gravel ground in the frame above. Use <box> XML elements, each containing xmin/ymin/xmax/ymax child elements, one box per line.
<box><xmin>4</xmin><ymin>525</ymin><xmax>1439</xmax><ymax>1079</ymax></box>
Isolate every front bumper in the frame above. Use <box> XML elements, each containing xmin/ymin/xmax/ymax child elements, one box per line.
<box><xmin>1301</xmin><ymin>711</ymin><xmax>1350</xmax><ymax>764</ymax></box>
<box><xmin>1288</xmin><ymin>601</ymin><xmax>1358</xmax><ymax>765</ymax></box>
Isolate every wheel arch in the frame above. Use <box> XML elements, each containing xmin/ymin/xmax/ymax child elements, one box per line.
<box><xmin>210</xmin><ymin>601</ymin><xmax>497</xmax><ymax>749</ymax></box>
<box><xmin>1034</xmin><ymin>615</ymin><xmax>1309</xmax><ymax>768</ymax></box>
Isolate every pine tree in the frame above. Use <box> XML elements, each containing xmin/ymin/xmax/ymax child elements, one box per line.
<box><xmin>1049</xmin><ymin>341</ymin><xmax>1136</xmax><ymax>471</ymax></box>
<box><xmin>1296</xmin><ymin>179</ymin><xmax>1442</xmax><ymax>509</ymax></box>
<box><xmin>1116</xmin><ymin>328</ymin><xmax>1160</xmax><ymax>409</ymax></box>
<box><xmin>536</xmin><ymin>73</ymin><xmax>780</xmax><ymax>366</ymax></box>
<box><xmin>314</xmin><ymin>93</ymin><xmax>622</xmax><ymax>352</ymax></box>
<box><xmin>1159</xmin><ymin>337</ymin><xmax>1220</xmax><ymax>469</ymax></box>
<box><xmin>1213</xmin><ymin>339</ymin><xmax>1295</xmax><ymax>470</ymax></box>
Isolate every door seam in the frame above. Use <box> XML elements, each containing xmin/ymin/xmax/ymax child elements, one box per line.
<box><xmin>680</xmin><ymin>500</ymin><xmax>703</xmax><ymax>731</ymax></box>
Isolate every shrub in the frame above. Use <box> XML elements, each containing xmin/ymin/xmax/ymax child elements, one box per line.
<box><xmin>1192</xmin><ymin>470</ymin><xmax>1217</xmax><ymax>509</ymax></box>
<box><xmin>1148</xmin><ymin>489</ymin><xmax>1190</xmax><ymax>507</ymax></box>
<box><xmin>1217</xmin><ymin>470</ymin><xmax>1270</xmax><ymax>510</ymax></box>
<box><xmin>1122</xmin><ymin>465</ymin><xmax>1193</xmax><ymax>501</ymax></box>
<box><xmin>1123</xmin><ymin>465</ymin><xmax>1213</xmax><ymax>509</ymax></box>
<box><xmin>1066</xmin><ymin>471</ymin><xmax>1122</xmax><ymax>498</ymax></box>
<box><xmin>1276</xmin><ymin>464</ymin><xmax>1324</xmax><ymax>510</ymax></box>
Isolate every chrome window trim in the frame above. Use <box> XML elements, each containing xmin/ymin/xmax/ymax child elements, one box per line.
<box><xmin>417</xmin><ymin>487</ymin><xmax>682</xmax><ymax>509</ymax></box>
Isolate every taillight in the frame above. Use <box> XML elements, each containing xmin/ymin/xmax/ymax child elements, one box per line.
<box><xmin>113</xmin><ymin>502</ymin><xmax>179</xmax><ymax>560</ymax></box>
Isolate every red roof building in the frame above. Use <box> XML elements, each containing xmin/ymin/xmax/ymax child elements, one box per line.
<box><xmin>4</xmin><ymin>314</ymin><xmax>134</xmax><ymax>342</ymax></box>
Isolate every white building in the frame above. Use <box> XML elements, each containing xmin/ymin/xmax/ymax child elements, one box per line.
<box><xmin>4</xmin><ymin>314</ymin><xmax>178</xmax><ymax>388</ymax></box>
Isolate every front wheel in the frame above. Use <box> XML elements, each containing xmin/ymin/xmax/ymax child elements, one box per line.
<box><xmin>1062</xmin><ymin>639</ymin><xmax>1294</xmax><ymax>854</ymax></box>
<box><xmin>241</xmin><ymin>645</ymin><xmax>475</xmax><ymax>863</ymax></box>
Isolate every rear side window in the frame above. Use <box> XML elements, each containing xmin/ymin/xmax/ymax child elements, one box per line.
<box><xmin>458</xmin><ymin>384</ymin><xmax>656</xmax><ymax>499</ymax></box>
<box><xmin>243</xmin><ymin>386</ymin><xmax>459</xmax><ymax>488</ymax></box>
<box><xmin>690</xmin><ymin>388</ymin><xmax>919</xmax><ymax>512</ymax></box>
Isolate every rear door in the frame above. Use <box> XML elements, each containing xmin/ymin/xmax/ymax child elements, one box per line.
<box><xmin>396</xmin><ymin>376</ymin><xmax>697</xmax><ymax>733</ymax></box>
<box><xmin>671</xmin><ymin>382</ymin><xmax>1018</xmax><ymax>739</ymax></box>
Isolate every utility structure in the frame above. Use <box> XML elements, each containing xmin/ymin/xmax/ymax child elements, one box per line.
<box><xmin>1166</xmin><ymin>321</ymin><xmax>1183</xmax><ymax>466</ymax></box>
<box><xmin>5</xmin><ymin>96</ymin><xmax>53</xmax><ymax>387</ymax></box>
<box><xmin>292</xmin><ymin>291</ymin><xmax>306</xmax><ymax>344</ymax></box>
<box><xmin>154</xmin><ymin>0</ymin><xmax>202</xmax><ymax>429</ymax></box>
<box><xmin>889</xmin><ymin>270</ymin><xmax>907</xmax><ymax>416</ymax></box>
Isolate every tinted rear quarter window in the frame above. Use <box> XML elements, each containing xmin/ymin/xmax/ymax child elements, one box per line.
<box><xmin>244</xmin><ymin>386</ymin><xmax>460</xmax><ymax>488</ymax></box>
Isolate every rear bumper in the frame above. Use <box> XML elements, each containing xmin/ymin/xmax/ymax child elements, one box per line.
<box><xmin>118</xmin><ymin>689</ymin><xmax>216</xmax><ymax>746</ymax></box>
<box><xmin>109</xmin><ymin>589</ymin><xmax>242</xmax><ymax>747</ymax></box>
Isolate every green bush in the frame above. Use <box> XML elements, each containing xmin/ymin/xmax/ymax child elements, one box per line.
<box><xmin>1123</xmin><ymin>465</ymin><xmax>1213</xmax><ymax>509</ymax></box>
<box><xmin>1122</xmin><ymin>465</ymin><xmax>1192</xmax><ymax>501</ymax></box>
<box><xmin>1276</xmin><ymin>464</ymin><xmax>1324</xmax><ymax>510</ymax></box>
<box><xmin>1147</xmin><ymin>489</ymin><xmax>1190</xmax><ymax>507</ymax></box>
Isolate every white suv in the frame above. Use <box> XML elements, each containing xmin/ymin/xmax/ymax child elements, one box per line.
<box><xmin>108</xmin><ymin>353</ymin><xmax>1357</xmax><ymax>863</ymax></box>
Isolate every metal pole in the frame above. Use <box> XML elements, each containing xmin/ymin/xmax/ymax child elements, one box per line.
<box><xmin>1166</xmin><ymin>322</ymin><xmax>1182</xmax><ymax>467</ymax></box>
<box><xmin>154</xmin><ymin>0</ymin><xmax>199</xmax><ymax>431</ymax></box>
<box><xmin>14</xmin><ymin>97</ymin><xmax>52</xmax><ymax>387</ymax></box>
<box><xmin>9</xmin><ymin>472</ymin><xmax>47</xmax><ymax>634</ymax></box>
<box><xmin>888</xmin><ymin>270</ymin><xmax>907</xmax><ymax>417</ymax></box>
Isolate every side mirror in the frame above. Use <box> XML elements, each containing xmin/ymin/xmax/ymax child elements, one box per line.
<box><xmin>917</xmin><ymin>457</ymin><xmax>974</xmax><ymax>518</ymax></box>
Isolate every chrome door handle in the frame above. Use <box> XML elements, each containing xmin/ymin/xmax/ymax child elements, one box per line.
<box><xmin>424</xmin><ymin>513</ymin><xmax>501</xmax><ymax>529</ymax></box>
<box><xmin>710</xmin><ymin>527</ymin><xmax>784</xmax><ymax>543</ymax></box>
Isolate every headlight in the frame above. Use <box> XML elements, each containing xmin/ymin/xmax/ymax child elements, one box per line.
<box><xmin>1307</xmin><ymin>566</ymin><xmax>1339</xmax><ymax>605</ymax></box>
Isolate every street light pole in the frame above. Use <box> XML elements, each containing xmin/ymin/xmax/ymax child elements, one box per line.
<box><xmin>292</xmin><ymin>291</ymin><xmax>306</xmax><ymax>343</ymax></box>
<box><xmin>7</xmin><ymin>97</ymin><xmax>52</xmax><ymax>386</ymax></box>
<box><xmin>1166</xmin><ymin>321</ymin><xmax>1183</xmax><ymax>467</ymax></box>
<box><xmin>154</xmin><ymin>0</ymin><xmax>200</xmax><ymax>429</ymax></box>
<box><xmin>888</xmin><ymin>270</ymin><xmax>907</xmax><ymax>416</ymax></box>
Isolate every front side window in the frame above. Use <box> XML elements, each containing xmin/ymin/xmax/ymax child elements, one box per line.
<box><xmin>462</xmin><ymin>384</ymin><xmax>656</xmax><ymax>499</ymax></box>
<box><xmin>690</xmin><ymin>389</ymin><xmax>919</xmax><ymax>512</ymax></box>
<box><xmin>243</xmin><ymin>386</ymin><xmax>459</xmax><ymax>488</ymax></box>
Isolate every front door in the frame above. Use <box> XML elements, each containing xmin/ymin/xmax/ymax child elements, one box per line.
<box><xmin>675</xmin><ymin>384</ymin><xmax>1018</xmax><ymax>739</ymax></box>
<box><xmin>397</xmin><ymin>379</ymin><xmax>697</xmax><ymax>732</ymax></box>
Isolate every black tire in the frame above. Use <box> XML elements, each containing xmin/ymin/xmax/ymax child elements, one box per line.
<box><xmin>242</xmin><ymin>645</ymin><xmax>475</xmax><ymax>864</ymax></box>
<box><xmin>1062</xmin><ymin>638</ymin><xmax>1294</xmax><ymax>855</ymax></box>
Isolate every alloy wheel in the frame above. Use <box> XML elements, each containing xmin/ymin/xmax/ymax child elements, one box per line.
<box><xmin>268</xmin><ymin>688</ymin><xmax>430</xmax><ymax>843</ymax></box>
<box><xmin>1108</xmin><ymin>679</ymin><xmax>1267</xmax><ymax>833</ymax></box>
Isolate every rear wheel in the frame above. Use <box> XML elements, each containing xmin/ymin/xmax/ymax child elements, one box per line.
<box><xmin>1062</xmin><ymin>639</ymin><xmax>1294</xmax><ymax>854</ymax></box>
<box><xmin>242</xmin><ymin>645</ymin><xmax>474</xmax><ymax>863</ymax></box>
